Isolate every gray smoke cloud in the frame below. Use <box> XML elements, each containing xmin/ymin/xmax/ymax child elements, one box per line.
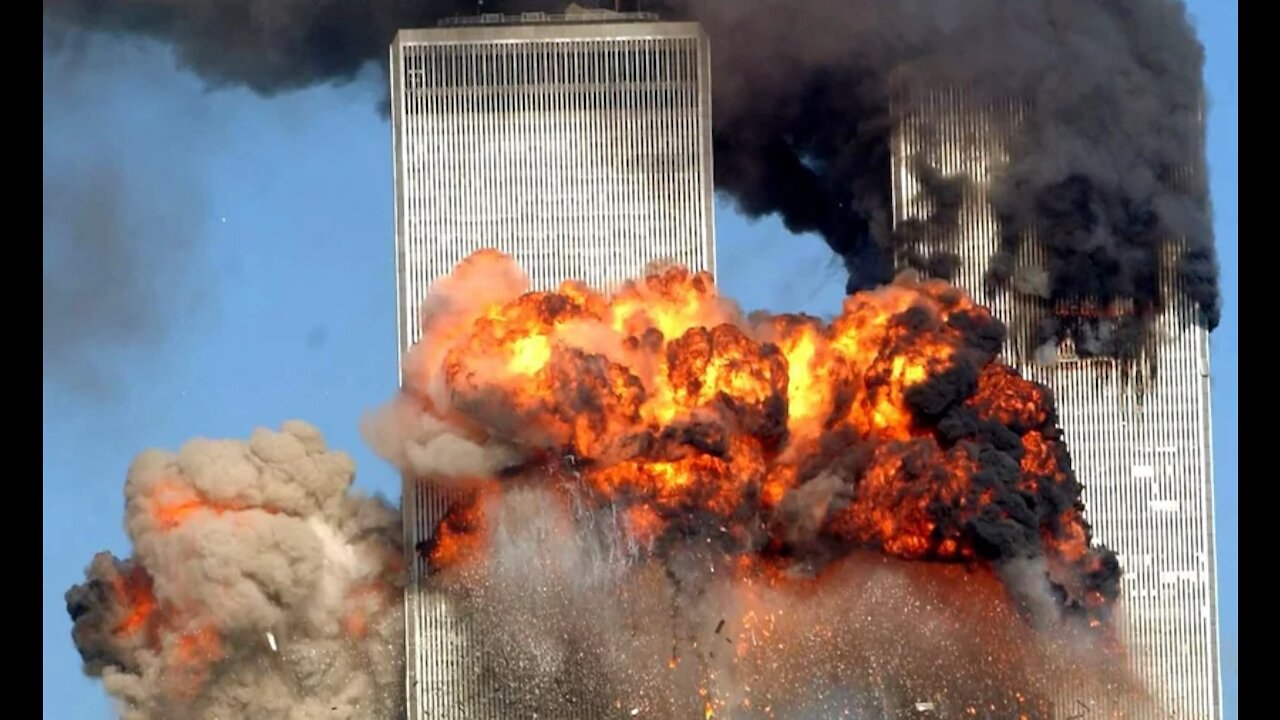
<box><xmin>42</xmin><ymin>158</ymin><xmax>203</xmax><ymax>395</ymax></box>
<box><xmin>414</xmin><ymin>482</ymin><xmax>1151</xmax><ymax>718</ymax></box>
<box><xmin>65</xmin><ymin>422</ymin><xmax>405</xmax><ymax>720</ymax></box>
<box><xmin>45</xmin><ymin>0</ymin><xmax>1220</xmax><ymax>358</ymax></box>
<box><xmin>43</xmin><ymin>29</ymin><xmax>207</xmax><ymax>396</ymax></box>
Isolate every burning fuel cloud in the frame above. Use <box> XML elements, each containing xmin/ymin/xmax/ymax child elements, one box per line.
<box><xmin>65</xmin><ymin>422</ymin><xmax>405</xmax><ymax>719</ymax></box>
<box><xmin>373</xmin><ymin>250</ymin><xmax>1121</xmax><ymax>603</ymax></box>
<box><xmin>355</xmin><ymin>250</ymin><xmax>1143</xmax><ymax>717</ymax></box>
<box><xmin>44</xmin><ymin>0</ymin><xmax>1220</xmax><ymax>355</ymax></box>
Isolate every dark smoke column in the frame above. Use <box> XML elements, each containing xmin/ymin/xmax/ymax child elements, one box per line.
<box><xmin>44</xmin><ymin>0</ymin><xmax>1219</xmax><ymax>323</ymax></box>
<box><xmin>665</xmin><ymin>0</ymin><xmax>1221</xmax><ymax>336</ymax></box>
<box><xmin>886</xmin><ymin>73</ymin><xmax>1222</xmax><ymax>719</ymax></box>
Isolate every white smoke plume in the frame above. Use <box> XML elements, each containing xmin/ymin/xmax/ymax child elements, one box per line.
<box><xmin>65</xmin><ymin>421</ymin><xmax>404</xmax><ymax>720</ymax></box>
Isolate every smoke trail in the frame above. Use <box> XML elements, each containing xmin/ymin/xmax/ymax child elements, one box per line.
<box><xmin>65</xmin><ymin>422</ymin><xmax>404</xmax><ymax>720</ymax></box>
<box><xmin>41</xmin><ymin>163</ymin><xmax>191</xmax><ymax>395</ymax></box>
<box><xmin>42</xmin><ymin>27</ymin><xmax>217</xmax><ymax>396</ymax></box>
<box><xmin>44</xmin><ymin>0</ymin><xmax>1220</xmax><ymax>352</ymax></box>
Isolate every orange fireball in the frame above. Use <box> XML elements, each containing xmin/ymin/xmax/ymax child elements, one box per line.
<box><xmin>409</xmin><ymin>251</ymin><xmax>1117</xmax><ymax>629</ymax></box>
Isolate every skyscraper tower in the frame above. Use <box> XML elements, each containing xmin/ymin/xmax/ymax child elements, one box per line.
<box><xmin>888</xmin><ymin>78</ymin><xmax>1222</xmax><ymax>720</ymax></box>
<box><xmin>388</xmin><ymin>8</ymin><xmax>715</xmax><ymax>718</ymax></box>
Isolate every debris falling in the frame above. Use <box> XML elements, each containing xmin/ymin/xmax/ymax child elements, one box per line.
<box><xmin>65</xmin><ymin>422</ymin><xmax>404</xmax><ymax>720</ymax></box>
<box><xmin>361</xmin><ymin>250</ymin><xmax>1142</xmax><ymax>717</ymax></box>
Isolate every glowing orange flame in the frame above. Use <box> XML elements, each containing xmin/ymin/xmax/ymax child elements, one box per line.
<box><xmin>109</xmin><ymin>566</ymin><xmax>157</xmax><ymax>637</ymax></box>
<box><xmin>413</xmin><ymin>251</ymin><xmax>1116</xmax><ymax>631</ymax></box>
<box><xmin>146</xmin><ymin>480</ymin><xmax>278</xmax><ymax>531</ymax></box>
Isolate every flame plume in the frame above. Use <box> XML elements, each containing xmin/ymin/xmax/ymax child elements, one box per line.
<box><xmin>390</xmin><ymin>250</ymin><xmax>1116</xmax><ymax>612</ymax></box>
<box><xmin>363</xmin><ymin>250</ymin><xmax>1141</xmax><ymax>718</ymax></box>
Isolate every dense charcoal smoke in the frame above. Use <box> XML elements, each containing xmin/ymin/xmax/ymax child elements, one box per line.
<box><xmin>680</xmin><ymin>0</ymin><xmax>1218</xmax><ymax>325</ymax></box>
<box><xmin>44</xmin><ymin>0</ymin><xmax>1220</xmax><ymax>349</ymax></box>
<box><xmin>65</xmin><ymin>422</ymin><xmax>405</xmax><ymax>720</ymax></box>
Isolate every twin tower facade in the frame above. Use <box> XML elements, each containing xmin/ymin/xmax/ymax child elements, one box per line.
<box><xmin>388</xmin><ymin>10</ymin><xmax>1220</xmax><ymax>720</ymax></box>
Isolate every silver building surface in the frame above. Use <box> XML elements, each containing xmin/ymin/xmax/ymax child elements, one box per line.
<box><xmin>889</xmin><ymin>80</ymin><xmax>1222</xmax><ymax>719</ymax></box>
<box><xmin>388</xmin><ymin>9</ymin><xmax>715</xmax><ymax>718</ymax></box>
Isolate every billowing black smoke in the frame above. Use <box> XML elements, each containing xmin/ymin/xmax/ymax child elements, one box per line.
<box><xmin>44</xmin><ymin>0</ymin><xmax>1219</xmax><ymax>348</ymax></box>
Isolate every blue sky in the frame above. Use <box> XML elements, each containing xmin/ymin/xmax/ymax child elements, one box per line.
<box><xmin>42</xmin><ymin>2</ymin><xmax>1237</xmax><ymax>717</ymax></box>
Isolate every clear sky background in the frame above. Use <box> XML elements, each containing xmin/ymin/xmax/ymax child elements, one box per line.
<box><xmin>42</xmin><ymin>2</ymin><xmax>1237</xmax><ymax>718</ymax></box>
